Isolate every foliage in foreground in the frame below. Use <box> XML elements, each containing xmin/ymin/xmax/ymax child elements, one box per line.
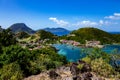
<box><xmin>0</xmin><ymin>45</ymin><xmax>67</xmax><ymax>79</ymax></box>
<box><xmin>91</xmin><ymin>58</ymin><xmax>115</xmax><ymax>77</ymax></box>
<box><xmin>82</xmin><ymin>48</ymin><xmax>120</xmax><ymax>78</ymax></box>
<box><xmin>0</xmin><ymin>29</ymin><xmax>17</xmax><ymax>47</ymax></box>
<box><xmin>0</xmin><ymin>62</ymin><xmax>23</xmax><ymax>80</ymax></box>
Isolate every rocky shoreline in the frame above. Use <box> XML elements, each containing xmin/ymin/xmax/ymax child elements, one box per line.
<box><xmin>24</xmin><ymin>60</ymin><xmax>112</xmax><ymax>80</ymax></box>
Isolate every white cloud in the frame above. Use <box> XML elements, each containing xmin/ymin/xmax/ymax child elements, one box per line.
<box><xmin>114</xmin><ymin>13</ymin><xmax>120</xmax><ymax>16</ymax></box>
<box><xmin>104</xmin><ymin>21</ymin><xmax>112</xmax><ymax>25</ymax></box>
<box><xmin>73</xmin><ymin>20</ymin><xmax>117</xmax><ymax>28</ymax></box>
<box><xmin>49</xmin><ymin>16</ymin><xmax>118</xmax><ymax>29</ymax></box>
<box><xmin>49</xmin><ymin>17</ymin><xmax>69</xmax><ymax>27</ymax></box>
<box><xmin>99</xmin><ymin>20</ymin><xmax>104</xmax><ymax>25</ymax></box>
<box><xmin>73</xmin><ymin>20</ymin><xmax>98</xmax><ymax>27</ymax></box>
<box><xmin>104</xmin><ymin>13</ymin><xmax>120</xmax><ymax>20</ymax></box>
<box><xmin>100</xmin><ymin>20</ymin><xmax>118</xmax><ymax>26</ymax></box>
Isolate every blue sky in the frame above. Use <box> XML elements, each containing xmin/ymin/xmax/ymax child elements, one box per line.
<box><xmin>0</xmin><ymin>0</ymin><xmax>120</xmax><ymax>31</ymax></box>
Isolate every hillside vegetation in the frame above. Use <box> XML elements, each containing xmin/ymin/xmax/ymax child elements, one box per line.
<box><xmin>63</xmin><ymin>27</ymin><xmax>119</xmax><ymax>44</ymax></box>
<box><xmin>18</xmin><ymin>30</ymin><xmax>57</xmax><ymax>43</ymax></box>
<box><xmin>0</xmin><ymin>29</ymin><xmax>67</xmax><ymax>80</ymax></box>
<box><xmin>0</xmin><ymin>28</ymin><xmax>120</xmax><ymax>80</ymax></box>
<box><xmin>36</xmin><ymin>30</ymin><xmax>57</xmax><ymax>40</ymax></box>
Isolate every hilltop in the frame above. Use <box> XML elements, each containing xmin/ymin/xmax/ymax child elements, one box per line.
<box><xmin>64</xmin><ymin>27</ymin><xmax>118</xmax><ymax>44</ymax></box>
<box><xmin>36</xmin><ymin>30</ymin><xmax>57</xmax><ymax>40</ymax></box>
<box><xmin>18</xmin><ymin>30</ymin><xmax>57</xmax><ymax>43</ymax></box>
<box><xmin>9</xmin><ymin>23</ymin><xmax>35</xmax><ymax>34</ymax></box>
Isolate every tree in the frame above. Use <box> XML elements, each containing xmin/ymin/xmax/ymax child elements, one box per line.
<box><xmin>0</xmin><ymin>29</ymin><xmax>17</xmax><ymax>47</ymax></box>
<box><xmin>110</xmin><ymin>53</ymin><xmax>120</xmax><ymax>72</ymax></box>
<box><xmin>37</xmin><ymin>30</ymin><xmax>56</xmax><ymax>40</ymax></box>
<box><xmin>83</xmin><ymin>48</ymin><xmax>110</xmax><ymax>63</ymax></box>
<box><xmin>16</xmin><ymin>31</ymin><xmax>30</xmax><ymax>39</ymax></box>
<box><xmin>0</xmin><ymin>45</ymin><xmax>31</xmax><ymax>76</ymax></box>
<box><xmin>0</xmin><ymin>62</ymin><xmax>23</xmax><ymax>80</ymax></box>
<box><xmin>91</xmin><ymin>58</ymin><xmax>115</xmax><ymax>77</ymax></box>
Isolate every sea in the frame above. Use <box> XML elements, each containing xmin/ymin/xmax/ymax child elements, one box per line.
<box><xmin>53</xmin><ymin>44</ymin><xmax>120</xmax><ymax>62</ymax></box>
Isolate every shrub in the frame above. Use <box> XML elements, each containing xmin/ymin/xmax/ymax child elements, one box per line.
<box><xmin>0</xmin><ymin>45</ymin><xmax>31</xmax><ymax>76</ymax></box>
<box><xmin>110</xmin><ymin>53</ymin><xmax>120</xmax><ymax>72</ymax></box>
<box><xmin>29</xmin><ymin>61</ymin><xmax>46</xmax><ymax>75</ymax></box>
<box><xmin>16</xmin><ymin>31</ymin><xmax>30</xmax><ymax>39</ymax></box>
<box><xmin>77</xmin><ymin>64</ymin><xmax>84</xmax><ymax>70</ymax></box>
<box><xmin>0</xmin><ymin>63</ymin><xmax>23</xmax><ymax>80</ymax></box>
<box><xmin>84</xmin><ymin>48</ymin><xmax>110</xmax><ymax>63</ymax></box>
<box><xmin>82</xmin><ymin>57</ymin><xmax>91</xmax><ymax>64</ymax></box>
<box><xmin>0</xmin><ymin>29</ymin><xmax>17</xmax><ymax>47</ymax></box>
<box><xmin>91</xmin><ymin>58</ymin><xmax>115</xmax><ymax>77</ymax></box>
<box><xmin>0</xmin><ymin>45</ymin><xmax>67</xmax><ymax>77</ymax></box>
<box><xmin>28</xmin><ymin>48</ymin><xmax>67</xmax><ymax>75</ymax></box>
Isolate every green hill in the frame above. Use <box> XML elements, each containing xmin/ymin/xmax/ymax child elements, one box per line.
<box><xmin>66</xmin><ymin>27</ymin><xmax>117</xmax><ymax>44</ymax></box>
<box><xmin>19</xmin><ymin>30</ymin><xmax>57</xmax><ymax>42</ymax></box>
<box><xmin>36</xmin><ymin>30</ymin><xmax>57</xmax><ymax>40</ymax></box>
<box><xmin>15</xmin><ymin>31</ymin><xmax>30</xmax><ymax>39</ymax></box>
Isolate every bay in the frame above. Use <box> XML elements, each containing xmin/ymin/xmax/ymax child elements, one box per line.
<box><xmin>53</xmin><ymin>44</ymin><xmax>120</xmax><ymax>62</ymax></box>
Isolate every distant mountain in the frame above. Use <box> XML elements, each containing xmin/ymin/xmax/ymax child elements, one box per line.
<box><xmin>109</xmin><ymin>32</ymin><xmax>120</xmax><ymax>34</ymax></box>
<box><xmin>9</xmin><ymin>23</ymin><xmax>35</xmax><ymax>34</ymax></box>
<box><xmin>43</xmin><ymin>28</ymin><xmax>70</xmax><ymax>36</ymax></box>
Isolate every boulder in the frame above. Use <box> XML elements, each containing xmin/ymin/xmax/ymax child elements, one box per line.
<box><xmin>73</xmin><ymin>76</ymin><xmax>81</xmax><ymax>80</ymax></box>
<box><xmin>81</xmin><ymin>64</ymin><xmax>91</xmax><ymax>73</ymax></box>
<box><xmin>70</xmin><ymin>63</ymin><xmax>80</xmax><ymax>76</ymax></box>
<box><xmin>82</xmin><ymin>72</ymin><xmax>92</xmax><ymax>80</ymax></box>
<box><xmin>78</xmin><ymin>60</ymin><xmax>86</xmax><ymax>64</ymax></box>
<box><xmin>48</xmin><ymin>70</ymin><xmax>59</xmax><ymax>79</ymax></box>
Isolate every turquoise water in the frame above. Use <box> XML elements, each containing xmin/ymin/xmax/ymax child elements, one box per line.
<box><xmin>53</xmin><ymin>44</ymin><xmax>120</xmax><ymax>62</ymax></box>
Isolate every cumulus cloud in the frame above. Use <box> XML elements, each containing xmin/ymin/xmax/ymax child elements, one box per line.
<box><xmin>99</xmin><ymin>20</ymin><xmax>118</xmax><ymax>26</ymax></box>
<box><xmin>49</xmin><ymin>17</ymin><xmax>69</xmax><ymax>27</ymax></box>
<box><xmin>99</xmin><ymin>20</ymin><xmax>104</xmax><ymax>25</ymax></box>
<box><xmin>104</xmin><ymin>13</ymin><xmax>120</xmax><ymax>20</ymax></box>
<box><xmin>49</xmin><ymin>16</ymin><xmax>118</xmax><ymax>29</ymax></box>
<box><xmin>73</xmin><ymin>20</ymin><xmax>98</xmax><ymax>27</ymax></box>
<box><xmin>114</xmin><ymin>13</ymin><xmax>120</xmax><ymax>16</ymax></box>
<box><xmin>73</xmin><ymin>20</ymin><xmax>117</xmax><ymax>27</ymax></box>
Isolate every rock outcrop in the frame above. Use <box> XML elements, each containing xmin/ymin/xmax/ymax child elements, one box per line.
<box><xmin>24</xmin><ymin>60</ymin><xmax>106</xmax><ymax>80</ymax></box>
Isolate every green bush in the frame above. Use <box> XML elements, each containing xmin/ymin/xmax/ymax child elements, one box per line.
<box><xmin>22</xmin><ymin>46</ymin><xmax>67</xmax><ymax>75</ymax></box>
<box><xmin>37</xmin><ymin>30</ymin><xmax>56</xmax><ymax>40</ymax></box>
<box><xmin>29</xmin><ymin>51</ymin><xmax>66</xmax><ymax>75</ymax></box>
<box><xmin>0</xmin><ymin>28</ymin><xmax>67</xmax><ymax>79</ymax></box>
<box><xmin>0</xmin><ymin>44</ymin><xmax>67</xmax><ymax>77</ymax></box>
<box><xmin>0</xmin><ymin>63</ymin><xmax>23</xmax><ymax>80</ymax></box>
<box><xmin>29</xmin><ymin>61</ymin><xmax>46</xmax><ymax>75</ymax></box>
<box><xmin>110</xmin><ymin>53</ymin><xmax>120</xmax><ymax>72</ymax></box>
<box><xmin>0</xmin><ymin>29</ymin><xmax>17</xmax><ymax>47</ymax></box>
<box><xmin>77</xmin><ymin>64</ymin><xmax>84</xmax><ymax>70</ymax></box>
<box><xmin>16</xmin><ymin>31</ymin><xmax>30</xmax><ymax>39</ymax></box>
<box><xmin>0</xmin><ymin>45</ymin><xmax>32</xmax><ymax>76</ymax></box>
<box><xmin>85</xmin><ymin>48</ymin><xmax>110</xmax><ymax>63</ymax></box>
<box><xmin>91</xmin><ymin>58</ymin><xmax>115</xmax><ymax>77</ymax></box>
<box><xmin>82</xmin><ymin>56</ymin><xmax>91</xmax><ymax>64</ymax></box>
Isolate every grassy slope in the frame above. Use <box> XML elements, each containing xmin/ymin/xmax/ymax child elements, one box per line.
<box><xmin>67</xmin><ymin>27</ymin><xmax>117</xmax><ymax>44</ymax></box>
